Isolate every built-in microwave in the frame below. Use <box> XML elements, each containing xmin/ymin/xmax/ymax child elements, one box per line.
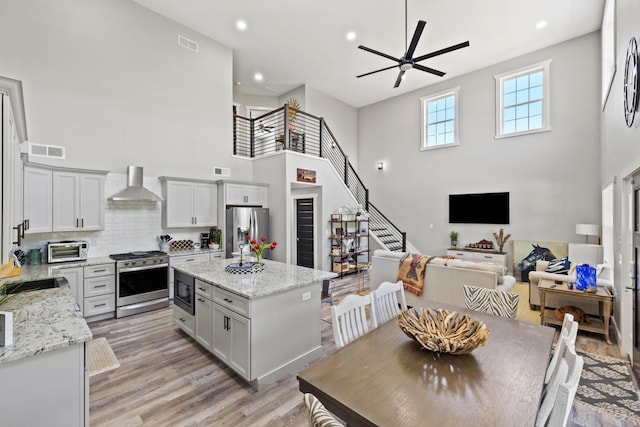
<box><xmin>47</xmin><ymin>240</ymin><xmax>89</xmax><ymax>263</ymax></box>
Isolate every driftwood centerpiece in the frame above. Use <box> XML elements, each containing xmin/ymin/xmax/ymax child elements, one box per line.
<box><xmin>398</xmin><ymin>308</ymin><xmax>489</xmax><ymax>355</ymax></box>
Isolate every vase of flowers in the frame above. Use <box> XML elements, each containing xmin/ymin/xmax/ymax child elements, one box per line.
<box><xmin>248</xmin><ymin>236</ymin><xmax>277</xmax><ymax>264</ymax></box>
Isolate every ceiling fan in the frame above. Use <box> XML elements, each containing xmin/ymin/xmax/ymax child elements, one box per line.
<box><xmin>356</xmin><ymin>0</ymin><xmax>470</xmax><ymax>88</ymax></box>
<box><xmin>257</xmin><ymin>121</ymin><xmax>274</xmax><ymax>133</ymax></box>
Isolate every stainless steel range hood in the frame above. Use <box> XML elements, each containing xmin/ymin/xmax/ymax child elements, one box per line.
<box><xmin>108</xmin><ymin>166</ymin><xmax>164</xmax><ymax>202</ymax></box>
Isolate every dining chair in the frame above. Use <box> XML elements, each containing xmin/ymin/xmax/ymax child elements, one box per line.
<box><xmin>463</xmin><ymin>285</ymin><xmax>520</xmax><ymax>319</ymax></box>
<box><xmin>544</xmin><ymin>313</ymin><xmax>578</xmax><ymax>385</ymax></box>
<box><xmin>303</xmin><ymin>393</ymin><xmax>343</xmax><ymax>427</ymax></box>
<box><xmin>535</xmin><ymin>344</ymin><xmax>584</xmax><ymax>427</ymax></box>
<box><xmin>370</xmin><ymin>280</ymin><xmax>407</xmax><ymax>325</ymax></box>
<box><xmin>331</xmin><ymin>293</ymin><xmax>377</xmax><ymax>349</ymax></box>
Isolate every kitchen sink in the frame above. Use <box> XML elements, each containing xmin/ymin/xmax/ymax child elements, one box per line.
<box><xmin>5</xmin><ymin>277</ymin><xmax>69</xmax><ymax>294</ymax></box>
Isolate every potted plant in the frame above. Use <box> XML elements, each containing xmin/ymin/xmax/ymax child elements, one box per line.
<box><xmin>287</xmin><ymin>97</ymin><xmax>300</xmax><ymax>130</ymax></box>
<box><xmin>450</xmin><ymin>231</ymin><xmax>459</xmax><ymax>248</ymax></box>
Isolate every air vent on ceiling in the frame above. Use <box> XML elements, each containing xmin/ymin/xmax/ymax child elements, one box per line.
<box><xmin>28</xmin><ymin>143</ymin><xmax>65</xmax><ymax>159</ymax></box>
<box><xmin>213</xmin><ymin>167</ymin><xmax>230</xmax><ymax>177</ymax></box>
<box><xmin>178</xmin><ymin>35</ymin><xmax>198</xmax><ymax>52</ymax></box>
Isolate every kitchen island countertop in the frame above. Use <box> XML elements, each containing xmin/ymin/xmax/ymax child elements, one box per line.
<box><xmin>0</xmin><ymin>287</ymin><xmax>92</xmax><ymax>365</ymax></box>
<box><xmin>173</xmin><ymin>259</ymin><xmax>337</xmax><ymax>299</ymax></box>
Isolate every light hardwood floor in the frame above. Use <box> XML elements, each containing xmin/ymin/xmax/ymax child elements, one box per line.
<box><xmin>88</xmin><ymin>277</ymin><xmax>629</xmax><ymax>426</ymax></box>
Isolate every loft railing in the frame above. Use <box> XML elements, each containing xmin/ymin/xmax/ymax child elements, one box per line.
<box><xmin>234</xmin><ymin>104</ymin><xmax>407</xmax><ymax>252</ymax></box>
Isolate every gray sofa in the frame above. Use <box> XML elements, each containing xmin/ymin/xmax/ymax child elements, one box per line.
<box><xmin>370</xmin><ymin>250</ymin><xmax>516</xmax><ymax>308</ymax></box>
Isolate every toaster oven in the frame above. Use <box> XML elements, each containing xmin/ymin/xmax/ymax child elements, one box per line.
<box><xmin>47</xmin><ymin>241</ymin><xmax>89</xmax><ymax>263</ymax></box>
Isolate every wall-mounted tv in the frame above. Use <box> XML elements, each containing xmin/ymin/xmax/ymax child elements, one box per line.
<box><xmin>449</xmin><ymin>192</ymin><xmax>510</xmax><ymax>224</ymax></box>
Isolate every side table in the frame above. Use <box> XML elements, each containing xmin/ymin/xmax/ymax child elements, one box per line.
<box><xmin>538</xmin><ymin>278</ymin><xmax>613</xmax><ymax>344</ymax></box>
<box><xmin>356</xmin><ymin>262</ymin><xmax>372</xmax><ymax>296</ymax></box>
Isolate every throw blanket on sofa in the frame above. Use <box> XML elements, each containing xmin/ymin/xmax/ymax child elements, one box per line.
<box><xmin>397</xmin><ymin>254</ymin><xmax>436</xmax><ymax>296</ymax></box>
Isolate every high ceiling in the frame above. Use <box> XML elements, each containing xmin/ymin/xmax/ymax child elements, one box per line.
<box><xmin>132</xmin><ymin>0</ymin><xmax>605</xmax><ymax>108</ymax></box>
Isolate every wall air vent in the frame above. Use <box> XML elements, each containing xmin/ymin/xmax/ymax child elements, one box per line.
<box><xmin>213</xmin><ymin>167</ymin><xmax>230</xmax><ymax>177</ymax></box>
<box><xmin>178</xmin><ymin>35</ymin><xmax>198</xmax><ymax>52</ymax></box>
<box><xmin>28</xmin><ymin>143</ymin><xmax>65</xmax><ymax>159</ymax></box>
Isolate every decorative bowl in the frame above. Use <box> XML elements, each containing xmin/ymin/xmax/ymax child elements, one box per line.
<box><xmin>398</xmin><ymin>307</ymin><xmax>489</xmax><ymax>355</ymax></box>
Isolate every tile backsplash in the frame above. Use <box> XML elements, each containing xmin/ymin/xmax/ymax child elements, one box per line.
<box><xmin>20</xmin><ymin>173</ymin><xmax>211</xmax><ymax>258</ymax></box>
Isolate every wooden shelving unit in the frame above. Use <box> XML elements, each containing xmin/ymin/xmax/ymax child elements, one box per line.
<box><xmin>329</xmin><ymin>214</ymin><xmax>369</xmax><ymax>277</ymax></box>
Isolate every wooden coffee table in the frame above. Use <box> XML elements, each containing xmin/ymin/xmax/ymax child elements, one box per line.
<box><xmin>538</xmin><ymin>278</ymin><xmax>613</xmax><ymax>344</ymax></box>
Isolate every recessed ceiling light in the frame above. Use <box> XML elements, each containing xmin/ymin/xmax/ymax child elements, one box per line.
<box><xmin>254</xmin><ymin>73</ymin><xmax>263</xmax><ymax>81</ymax></box>
<box><xmin>346</xmin><ymin>31</ymin><xmax>356</xmax><ymax>41</ymax></box>
<box><xmin>236</xmin><ymin>20</ymin><xmax>247</xmax><ymax>31</ymax></box>
<box><xmin>536</xmin><ymin>20</ymin><xmax>547</xmax><ymax>29</ymax></box>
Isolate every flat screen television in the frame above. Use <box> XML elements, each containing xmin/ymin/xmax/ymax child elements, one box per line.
<box><xmin>448</xmin><ymin>192</ymin><xmax>509</xmax><ymax>224</ymax></box>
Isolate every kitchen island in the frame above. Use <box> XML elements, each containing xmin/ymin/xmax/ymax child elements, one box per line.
<box><xmin>0</xmin><ymin>284</ymin><xmax>92</xmax><ymax>426</ymax></box>
<box><xmin>173</xmin><ymin>258</ymin><xmax>336</xmax><ymax>389</ymax></box>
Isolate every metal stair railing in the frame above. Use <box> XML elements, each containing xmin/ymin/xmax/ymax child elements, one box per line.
<box><xmin>233</xmin><ymin>104</ymin><xmax>407</xmax><ymax>252</ymax></box>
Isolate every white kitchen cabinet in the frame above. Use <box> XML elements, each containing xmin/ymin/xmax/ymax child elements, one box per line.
<box><xmin>58</xmin><ymin>266</ymin><xmax>84</xmax><ymax>307</ymax></box>
<box><xmin>0</xmin><ymin>343</ymin><xmax>87</xmax><ymax>427</ymax></box>
<box><xmin>224</xmin><ymin>182</ymin><xmax>267</xmax><ymax>206</ymax></box>
<box><xmin>53</xmin><ymin>170</ymin><xmax>106</xmax><ymax>232</ymax></box>
<box><xmin>195</xmin><ymin>279</ymin><xmax>213</xmax><ymax>350</ymax></box>
<box><xmin>212</xmin><ymin>302</ymin><xmax>250</xmax><ymax>380</ymax></box>
<box><xmin>160</xmin><ymin>177</ymin><xmax>218</xmax><ymax>228</ymax></box>
<box><xmin>0</xmin><ymin>84</ymin><xmax>27</xmax><ymax>264</ymax></box>
<box><xmin>169</xmin><ymin>252</ymin><xmax>210</xmax><ymax>299</ymax></box>
<box><xmin>173</xmin><ymin>304</ymin><xmax>195</xmax><ymax>337</ymax></box>
<box><xmin>23</xmin><ymin>165</ymin><xmax>53</xmax><ymax>234</ymax></box>
<box><xmin>83</xmin><ymin>263</ymin><xmax>116</xmax><ymax>320</ymax></box>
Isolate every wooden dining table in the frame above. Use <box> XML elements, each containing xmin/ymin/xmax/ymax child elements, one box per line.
<box><xmin>297</xmin><ymin>301</ymin><xmax>555</xmax><ymax>426</ymax></box>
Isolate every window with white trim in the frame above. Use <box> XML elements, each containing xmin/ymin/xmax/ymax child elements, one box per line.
<box><xmin>495</xmin><ymin>60</ymin><xmax>551</xmax><ymax>138</ymax></box>
<box><xmin>421</xmin><ymin>87</ymin><xmax>459</xmax><ymax>150</ymax></box>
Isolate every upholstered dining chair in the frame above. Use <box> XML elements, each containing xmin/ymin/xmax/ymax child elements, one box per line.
<box><xmin>544</xmin><ymin>313</ymin><xmax>579</xmax><ymax>385</ymax></box>
<box><xmin>303</xmin><ymin>393</ymin><xmax>342</xmax><ymax>427</ymax></box>
<box><xmin>370</xmin><ymin>280</ymin><xmax>408</xmax><ymax>325</ymax></box>
<box><xmin>331</xmin><ymin>293</ymin><xmax>377</xmax><ymax>349</ymax></box>
<box><xmin>535</xmin><ymin>344</ymin><xmax>584</xmax><ymax>427</ymax></box>
<box><xmin>463</xmin><ymin>285</ymin><xmax>520</xmax><ymax>319</ymax></box>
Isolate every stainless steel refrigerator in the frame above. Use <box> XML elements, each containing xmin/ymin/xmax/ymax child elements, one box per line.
<box><xmin>225</xmin><ymin>207</ymin><xmax>270</xmax><ymax>259</ymax></box>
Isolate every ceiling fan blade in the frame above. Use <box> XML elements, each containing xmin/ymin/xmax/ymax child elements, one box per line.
<box><xmin>413</xmin><ymin>41</ymin><xmax>470</xmax><ymax>63</ymax></box>
<box><xmin>356</xmin><ymin>64</ymin><xmax>399</xmax><ymax>78</ymax></box>
<box><xmin>405</xmin><ymin>20</ymin><xmax>426</xmax><ymax>60</ymax></box>
<box><xmin>358</xmin><ymin>45</ymin><xmax>401</xmax><ymax>63</ymax></box>
<box><xmin>393</xmin><ymin>70</ymin><xmax>405</xmax><ymax>88</ymax></box>
<box><xmin>413</xmin><ymin>63</ymin><xmax>446</xmax><ymax>77</ymax></box>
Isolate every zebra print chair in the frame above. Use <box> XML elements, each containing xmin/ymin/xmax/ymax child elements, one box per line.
<box><xmin>463</xmin><ymin>285</ymin><xmax>519</xmax><ymax>319</ymax></box>
<box><xmin>303</xmin><ymin>393</ymin><xmax>342</xmax><ymax>427</ymax></box>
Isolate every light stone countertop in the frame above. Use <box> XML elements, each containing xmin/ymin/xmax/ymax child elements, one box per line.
<box><xmin>173</xmin><ymin>259</ymin><xmax>337</xmax><ymax>299</ymax></box>
<box><xmin>0</xmin><ymin>257</ymin><xmax>116</xmax><ymax>287</ymax></box>
<box><xmin>0</xmin><ymin>287</ymin><xmax>92</xmax><ymax>365</ymax></box>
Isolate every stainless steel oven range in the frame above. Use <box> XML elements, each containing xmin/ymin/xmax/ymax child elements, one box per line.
<box><xmin>109</xmin><ymin>251</ymin><xmax>169</xmax><ymax>318</ymax></box>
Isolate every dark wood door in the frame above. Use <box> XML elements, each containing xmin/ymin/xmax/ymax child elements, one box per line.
<box><xmin>296</xmin><ymin>198</ymin><xmax>314</xmax><ymax>268</ymax></box>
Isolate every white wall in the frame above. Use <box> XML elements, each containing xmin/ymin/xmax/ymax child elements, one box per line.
<box><xmin>357</xmin><ymin>32</ymin><xmax>601</xmax><ymax>257</ymax></box>
<box><xmin>600</xmin><ymin>0</ymin><xmax>640</xmax><ymax>358</ymax></box>
<box><xmin>0</xmin><ymin>0</ymin><xmax>251</xmax><ymax>181</ymax></box>
<box><xmin>253</xmin><ymin>152</ymin><xmax>362</xmax><ymax>271</ymax></box>
<box><xmin>305</xmin><ymin>86</ymin><xmax>359</xmax><ymax>169</ymax></box>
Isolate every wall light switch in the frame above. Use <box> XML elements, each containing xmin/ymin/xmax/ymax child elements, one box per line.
<box><xmin>302</xmin><ymin>292</ymin><xmax>311</xmax><ymax>301</ymax></box>
<box><xmin>429</xmin><ymin>224</ymin><xmax>434</xmax><ymax>229</ymax></box>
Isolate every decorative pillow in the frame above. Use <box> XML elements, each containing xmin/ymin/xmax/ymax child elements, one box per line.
<box><xmin>545</xmin><ymin>257</ymin><xmax>571</xmax><ymax>275</ymax></box>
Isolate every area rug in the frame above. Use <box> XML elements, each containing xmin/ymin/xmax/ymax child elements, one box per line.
<box><xmin>88</xmin><ymin>337</ymin><xmax>120</xmax><ymax>377</ymax></box>
<box><xmin>575</xmin><ymin>351</ymin><xmax>640</xmax><ymax>425</ymax></box>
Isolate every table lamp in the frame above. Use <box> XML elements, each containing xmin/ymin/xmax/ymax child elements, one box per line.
<box><xmin>575</xmin><ymin>223</ymin><xmax>601</xmax><ymax>244</ymax></box>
